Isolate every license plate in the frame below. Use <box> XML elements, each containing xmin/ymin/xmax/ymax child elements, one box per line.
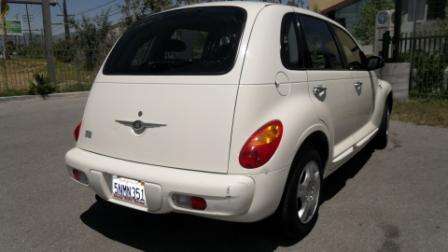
<box><xmin>112</xmin><ymin>176</ymin><xmax>146</xmax><ymax>207</ymax></box>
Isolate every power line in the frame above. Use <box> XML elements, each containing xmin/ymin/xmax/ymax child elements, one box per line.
<box><xmin>74</xmin><ymin>0</ymin><xmax>121</xmax><ymax>16</ymax></box>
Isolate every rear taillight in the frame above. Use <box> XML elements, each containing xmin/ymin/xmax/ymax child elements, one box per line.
<box><xmin>173</xmin><ymin>194</ymin><xmax>207</xmax><ymax>210</ymax></box>
<box><xmin>74</xmin><ymin>121</ymin><xmax>82</xmax><ymax>141</ymax></box>
<box><xmin>239</xmin><ymin>120</ymin><xmax>283</xmax><ymax>169</ymax></box>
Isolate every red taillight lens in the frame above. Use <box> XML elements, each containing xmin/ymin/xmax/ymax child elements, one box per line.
<box><xmin>191</xmin><ymin>196</ymin><xmax>207</xmax><ymax>210</ymax></box>
<box><xmin>74</xmin><ymin>121</ymin><xmax>82</xmax><ymax>141</ymax></box>
<box><xmin>239</xmin><ymin>120</ymin><xmax>283</xmax><ymax>169</ymax></box>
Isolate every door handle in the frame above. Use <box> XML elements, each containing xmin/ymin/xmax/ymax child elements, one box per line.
<box><xmin>313</xmin><ymin>85</ymin><xmax>327</xmax><ymax>98</ymax></box>
<box><xmin>354</xmin><ymin>81</ymin><xmax>363</xmax><ymax>88</ymax></box>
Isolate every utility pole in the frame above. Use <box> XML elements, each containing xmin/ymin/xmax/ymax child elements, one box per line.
<box><xmin>25</xmin><ymin>4</ymin><xmax>32</xmax><ymax>42</ymax></box>
<box><xmin>392</xmin><ymin>0</ymin><xmax>402</xmax><ymax>61</ymax></box>
<box><xmin>42</xmin><ymin>0</ymin><xmax>56</xmax><ymax>85</ymax></box>
<box><xmin>62</xmin><ymin>0</ymin><xmax>70</xmax><ymax>40</ymax></box>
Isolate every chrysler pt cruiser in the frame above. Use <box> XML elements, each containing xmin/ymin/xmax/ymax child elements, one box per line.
<box><xmin>65</xmin><ymin>1</ymin><xmax>392</xmax><ymax>238</ymax></box>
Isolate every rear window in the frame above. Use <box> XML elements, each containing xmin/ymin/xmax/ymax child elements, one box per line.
<box><xmin>103</xmin><ymin>7</ymin><xmax>247</xmax><ymax>75</ymax></box>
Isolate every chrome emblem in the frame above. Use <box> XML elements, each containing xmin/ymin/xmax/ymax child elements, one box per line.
<box><xmin>116</xmin><ymin>119</ymin><xmax>166</xmax><ymax>134</ymax></box>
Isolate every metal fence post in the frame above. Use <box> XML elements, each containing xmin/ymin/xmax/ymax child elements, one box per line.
<box><xmin>41</xmin><ymin>0</ymin><xmax>56</xmax><ymax>85</ymax></box>
<box><xmin>408</xmin><ymin>0</ymin><xmax>418</xmax><ymax>96</ymax></box>
<box><xmin>1</xmin><ymin>14</ymin><xmax>8</xmax><ymax>90</ymax></box>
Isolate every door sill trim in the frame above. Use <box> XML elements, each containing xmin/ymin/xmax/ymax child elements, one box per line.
<box><xmin>332</xmin><ymin>147</ymin><xmax>354</xmax><ymax>163</ymax></box>
<box><xmin>355</xmin><ymin>128</ymin><xmax>379</xmax><ymax>148</ymax></box>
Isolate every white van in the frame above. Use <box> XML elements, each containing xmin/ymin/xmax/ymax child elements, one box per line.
<box><xmin>66</xmin><ymin>1</ymin><xmax>392</xmax><ymax>238</ymax></box>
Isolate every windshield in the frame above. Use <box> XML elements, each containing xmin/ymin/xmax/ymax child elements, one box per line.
<box><xmin>103</xmin><ymin>7</ymin><xmax>247</xmax><ymax>75</ymax></box>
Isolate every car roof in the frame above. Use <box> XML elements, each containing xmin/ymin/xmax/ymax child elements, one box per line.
<box><xmin>142</xmin><ymin>1</ymin><xmax>350</xmax><ymax>42</ymax></box>
<box><xmin>169</xmin><ymin>1</ymin><xmax>346</xmax><ymax>31</ymax></box>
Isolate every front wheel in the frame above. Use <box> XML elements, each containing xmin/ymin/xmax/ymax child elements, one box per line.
<box><xmin>278</xmin><ymin>146</ymin><xmax>323</xmax><ymax>239</ymax></box>
<box><xmin>375</xmin><ymin>102</ymin><xmax>391</xmax><ymax>149</ymax></box>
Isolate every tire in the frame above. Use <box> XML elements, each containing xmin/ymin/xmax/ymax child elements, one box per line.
<box><xmin>95</xmin><ymin>194</ymin><xmax>107</xmax><ymax>204</ymax></box>
<box><xmin>375</xmin><ymin>102</ymin><xmax>390</xmax><ymax>149</ymax></box>
<box><xmin>278</xmin><ymin>146</ymin><xmax>323</xmax><ymax>239</ymax></box>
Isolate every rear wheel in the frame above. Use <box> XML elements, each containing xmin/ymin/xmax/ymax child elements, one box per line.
<box><xmin>279</xmin><ymin>146</ymin><xmax>323</xmax><ymax>239</ymax></box>
<box><xmin>376</xmin><ymin>102</ymin><xmax>391</xmax><ymax>149</ymax></box>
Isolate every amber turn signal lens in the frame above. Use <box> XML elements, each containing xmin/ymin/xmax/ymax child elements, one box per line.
<box><xmin>239</xmin><ymin>120</ymin><xmax>283</xmax><ymax>168</ymax></box>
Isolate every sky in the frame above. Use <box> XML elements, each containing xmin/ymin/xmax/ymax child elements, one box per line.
<box><xmin>5</xmin><ymin>0</ymin><xmax>308</xmax><ymax>36</ymax></box>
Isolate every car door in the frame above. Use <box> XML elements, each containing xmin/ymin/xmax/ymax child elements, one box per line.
<box><xmin>332</xmin><ymin>25</ymin><xmax>375</xmax><ymax>140</ymax></box>
<box><xmin>299</xmin><ymin>15</ymin><xmax>358</xmax><ymax>159</ymax></box>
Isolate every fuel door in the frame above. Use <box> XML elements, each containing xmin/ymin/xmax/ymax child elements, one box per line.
<box><xmin>274</xmin><ymin>71</ymin><xmax>291</xmax><ymax>96</ymax></box>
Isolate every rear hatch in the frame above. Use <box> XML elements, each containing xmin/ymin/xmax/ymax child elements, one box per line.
<box><xmin>77</xmin><ymin>6</ymin><xmax>248</xmax><ymax>174</ymax></box>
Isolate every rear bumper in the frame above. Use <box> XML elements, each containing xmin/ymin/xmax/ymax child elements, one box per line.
<box><xmin>65</xmin><ymin>148</ymin><xmax>288</xmax><ymax>222</ymax></box>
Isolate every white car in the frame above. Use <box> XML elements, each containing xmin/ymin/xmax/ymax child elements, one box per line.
<box><xmin>65</xmin><ymin>1</ymin><xmax>392</xmax><ymax>238</ymax></box>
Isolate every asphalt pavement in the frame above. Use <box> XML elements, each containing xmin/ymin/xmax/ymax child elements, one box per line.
<box><xmin>0</xmin><ymin>93</ymin><xmax>447</xmax><ymax>252</ymax></box>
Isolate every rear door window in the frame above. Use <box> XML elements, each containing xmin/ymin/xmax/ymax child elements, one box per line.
<box><xmin>103</xmin><ymin>7</ymin><xmax>246</xmax><ymax>75</ymax></box>
<box><xmin>299</xmin><ymin>15</ymin><xmax>343</xmax><ymax>70</ymax></box>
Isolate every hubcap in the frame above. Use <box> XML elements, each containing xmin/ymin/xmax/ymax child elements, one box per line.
<box><xmin>297</xmin><ymin>161</ymin><xmax>321</xmax><ymax>224</ymax></box>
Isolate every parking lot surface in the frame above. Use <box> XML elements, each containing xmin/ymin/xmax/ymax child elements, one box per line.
<box><xmin>1</xmin><ymin>94</ymin><xmax>447</xmax><ymax>251</ymax></box>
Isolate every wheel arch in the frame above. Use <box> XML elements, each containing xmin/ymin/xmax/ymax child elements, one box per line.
<box><xmin>289</xmin><ymin>125</ymin><xmax>332</xmax><ymax>178</ymax></box>
<box><xmin>386</xmin><ymin>91</ymin><xmax>393</xmax><ymax>112</ymax></box>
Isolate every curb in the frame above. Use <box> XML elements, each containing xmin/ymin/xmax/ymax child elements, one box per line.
<box><xmin>0</xmin><ymin>91</ymin><xmax>89</xmax><ymax>103</ymax></box>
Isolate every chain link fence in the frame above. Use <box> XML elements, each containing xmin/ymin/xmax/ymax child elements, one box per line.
<box><xmin>0</xmin><ymin>36</ymin><xmax>115</xmax><ymax>96</ymax></box>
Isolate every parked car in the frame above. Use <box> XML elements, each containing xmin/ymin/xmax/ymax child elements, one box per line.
<box><xmin>65</xmin><ymin>1</ymin><xmax>392</xmax><ymax>238</ymax></box>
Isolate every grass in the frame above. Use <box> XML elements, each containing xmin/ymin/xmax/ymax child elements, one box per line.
<box><xmin>0</xmin><ymin>57</ymin><xmax>96</xmax><ymax>94</ymax></box>
<box><xmin>392</xmin><ymin>98</ymin><xmax>448</xmax><ymax>128</ymax></box>
<box><xmin>0</xmin><ymin>88</ymin><xmax>28</xmax><ymax>97</ymax></box>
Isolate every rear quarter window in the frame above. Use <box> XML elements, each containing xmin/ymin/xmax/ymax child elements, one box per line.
<box><xmin>103</xmin><ymin>7</ymin><xmax>247</xmax><ymax>75</ymax></box>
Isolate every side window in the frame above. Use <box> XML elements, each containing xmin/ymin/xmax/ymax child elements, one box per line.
<box><xmin>299</xmin><ymin>15</ymin><xmax>343</xmax><ymax>70</ymax></box>
<box><xmin>281</xmin><ymin>13</ymin><xmax>301</xmax><ymax>69</ymax></box>
<box><xmin>333</xmin><ymin>26</ymin><xmax>364</xmax><ymax>70</ymax></box>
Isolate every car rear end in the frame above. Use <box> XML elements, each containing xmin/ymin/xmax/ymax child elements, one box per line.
<box><xmin>65</xmin><ymin>3</ymin><xmax>278</xmax><ymax>221</ymax></box>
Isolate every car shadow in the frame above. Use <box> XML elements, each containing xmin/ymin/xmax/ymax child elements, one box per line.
<box><xmin>80</xmin><ymin>143</ymin><xmax>377</xmax><ymax>251</ymax></box>
<box><xmin>81</xmin><ymin>203</ymin><xmax>283</xmax><ymax>252</ymax></box>
<box><xmin>321</xmin><ymin>142</ymin><xmax>376</xmax><ymax>203</ymax></box>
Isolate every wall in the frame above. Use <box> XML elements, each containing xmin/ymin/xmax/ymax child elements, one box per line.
<box><xmin>378</xmin><ymin>62</ymin><xmax>411</xmax><ymax>100</ymax></box>
<box><xmin>308</xmin><ymin>0</ymin><xmax>348</xmax><ymax>11</ymax></box>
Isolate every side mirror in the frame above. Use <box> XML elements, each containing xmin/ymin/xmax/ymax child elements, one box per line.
<box><xmin>366</xmin><ymin>56</ymin><xmax>385</xmax><ymax>70</ymax></box>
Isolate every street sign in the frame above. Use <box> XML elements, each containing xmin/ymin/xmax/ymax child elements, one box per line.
<box><xmin>0</xmin><ymin>19</ymin><xmax>22</xmax><ymax>35</ymax></box>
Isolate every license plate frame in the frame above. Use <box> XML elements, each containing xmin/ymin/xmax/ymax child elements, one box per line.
<box><xmin>111</xmin><ymin>175</ymin><xmax>147</xmax><ymax>207</ymax></box>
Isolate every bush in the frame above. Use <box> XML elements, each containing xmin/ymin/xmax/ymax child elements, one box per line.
<box><xmin>0</xmin><ymin>88</ymin><xmax>28</xmax><ymax>97</ymax></box>
<box><xmin>28</xmin><ymin>73</ymin><xmax>56</xmax><ymax>98</ymax></box>
<box><xmin>412</xmin><ymin>51</ymin><xmax>448</xmax><ymax>97</ymax></box>
<box><xmin>54</xmin><ymin>40</ymin><xmax>77</xmax><ymax>63</ymax></box>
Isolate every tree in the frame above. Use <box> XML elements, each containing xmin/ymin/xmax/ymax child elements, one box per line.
<box><xmin>121</xmin><ymin>0</ymin><xmax>171</xmax><ymax>27</ymax></box>
<box><xmin>71</xmin><ymin>9</ymin><xmax>113</xmax><ymax>70</ymax></box>
<box><xmin>286</xmin><ymin>0</ymin><xmax>306</xmax><ymax>7</ymax></box>
<box><xmin>353</xmin><ymin>0</ymin><xmax>394</xmax><ymax>45</ymax></box>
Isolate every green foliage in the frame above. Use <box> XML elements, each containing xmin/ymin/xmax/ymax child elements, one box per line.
<box><xmin>71</xmin><ymin>9</ymin><xmax>114</xmax><ymax>70</ymax></box>
<box><xmin>286</xmin><ymin>0</ymin><xmax>306</xmax><ymax>7</ymax></box>
<box><xmin>28</xmin><ymin>72</ymin><xmax>55</xmax><ymax>98</ymax></box>
<box><xmin>15</xmin><ymin>43</ymin><xmax>45</xmax><ymax>58</ymax></box>
<box><xmin>121</xmin><ymin>0</ymin><xmax>171</xmax><ymax>27</ymax></box>
<box><xmin>54</xmin><ymin>40</ymin><xmax>76</xmax><ymax>63</ymax></box>
<box><xmin>58</xmin><ymin>82</ymin><xmax>92</xmax><ymax>92</ymax></box>
<box><xmin>353</xmin><ymin>0</ymin><xmax>394</xmax><ymax>45</ymax></box>
<box><xmin>411</xmin><ymin>51</ymin><xmax>448</xmax><ymax>97</ymax></box>
<box><xmin>0</xmin><ymin>88</ymin><xmax>27</xmax><ymax>97</ymax></box>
